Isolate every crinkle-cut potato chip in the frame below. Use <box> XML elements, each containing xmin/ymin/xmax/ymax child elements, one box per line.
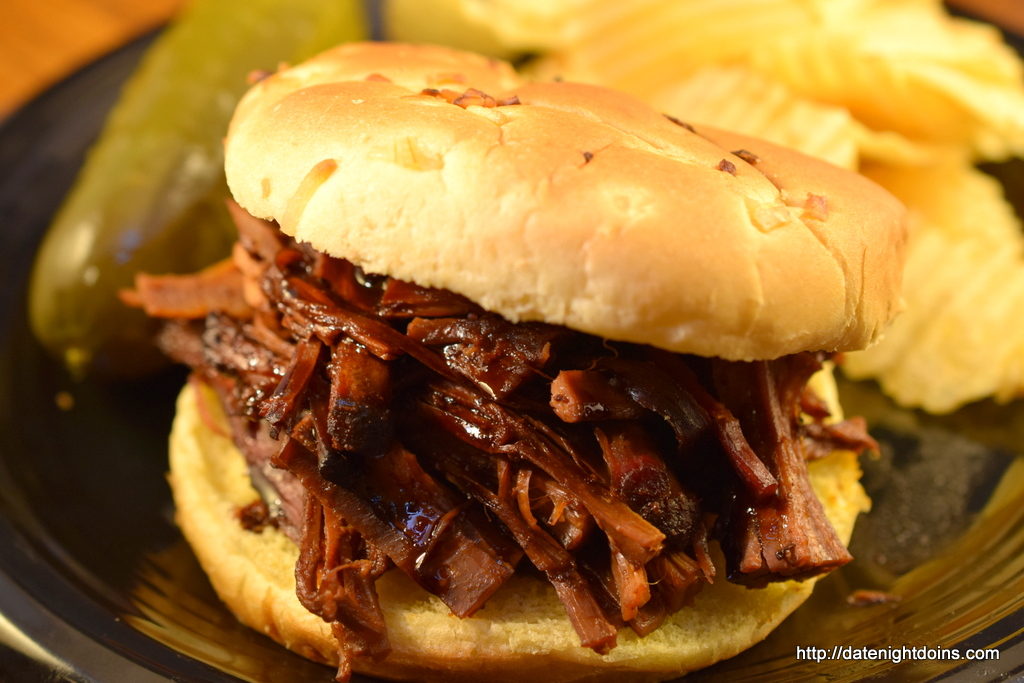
<box><xmin>529</xmin><ymin>0</ymin><xmax>837</xmax><ymax>99</ymax></box>
<box><xmin>650</xmin><ymin>66</ymin><xmax>942</xmax><ymax>170</ymax></box>
<box><xmin>846</xmin><ymin>239</ymin><xmax>1024</xmax><ymax>412</ymax></box>
<box><xmin>851</xmin><ymin>128</ymin><xmax>950</xmax><ymax>167</ymax></box>
<box><xmin>743</xmin><ymin>3</ymin><xmax>1024</xmax><ymax>159</ymax></box>
<box><xmin>842</xmin><ymin>229</ymin><xmax>1023</xmax><ymax>407</ymax></box>
<box><xmin>842</xmin><ymin>161</ymin><xmax>1024</xmax><ymax>412</ymax></box>
<box><xmin>864</xmin><ymin>160</ymin><xmax>1024</xmax><ymax>247</ymax></box>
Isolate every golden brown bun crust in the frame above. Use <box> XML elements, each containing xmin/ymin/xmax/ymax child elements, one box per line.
<box><xmin>225</xmin><ymin>42</ymin><xmax>905</xmax><ymax>361</ymax></box>
<box><xmin>169</xmin><ymin>380</ymin><xmax>868</xmax><ymax>682</ymax></box>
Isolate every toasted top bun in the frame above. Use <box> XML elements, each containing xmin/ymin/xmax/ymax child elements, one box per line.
<box><xmin>170</xmin><ymin>376</ymin><xmax>868</xmax><ymax>682</ymax></box>
<box><xmin>225</xmin><ymin>42</ymin><xmax>905</xmax><ymax>361</ymax></box>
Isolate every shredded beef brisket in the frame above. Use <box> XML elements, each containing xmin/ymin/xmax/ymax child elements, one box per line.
<box><xmin>131</xmin><ymin>202</ymin><xmax>877</xmax><ymax>680</ymax></box>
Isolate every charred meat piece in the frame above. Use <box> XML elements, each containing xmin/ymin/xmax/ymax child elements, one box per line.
<box><xmin>595</xmin><ymin>422</ymin><xmax>699</xmax><ymax>549</ymax></box>
<box><xmin>326</xmin><ymin>341</ymin><xmax>393</xmax><ymax>455</ymax></box>
<box><xmin>296</xmin><ymin>495</ymin><xmax>390</xmax><ymax>681</ymax></box>
<box><xmin>121</xmin><ymin>258</ymin><xmax>251</xmax><ymax>320</ymax></box>
<box><xmin>550</xmin><ymin>369</ymin><xmax>645</xmax><ymax>423</ymax></box>
<box><xmin>377</xmin><ymin>279</ymin><xmax>480</xmax><ymax>319</ymax></box>
<box><xmin>407</xmin><ymin>314</ymin><xmax>563</xmax><ymax>398</ymax></box>
<box><xmin>713</xmin><ymin>358</ymin><xmax>853</xmax><ymax>585</ymax></box>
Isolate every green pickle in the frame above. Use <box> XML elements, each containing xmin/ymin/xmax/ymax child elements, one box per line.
<box><xmin>29</xmin><ymin>0</ymin><xmax>366</xmax><ymax>378</ymax></box>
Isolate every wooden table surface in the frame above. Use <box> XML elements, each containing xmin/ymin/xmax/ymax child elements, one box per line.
<box><xmin>0</xmin><ymin>0</ymin><xmax>184</xmax><ymax>117</ymax></box>
<box><xmin>0</xmin><ymin>0</ymin><xmax>1021</xmax><ymax>118</ymax></box>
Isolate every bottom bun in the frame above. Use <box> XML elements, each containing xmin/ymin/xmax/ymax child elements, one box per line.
<box><xmin>168</xmin><ymin>378</ymin><xmax>869</xmax><ymax>683</ymax></box>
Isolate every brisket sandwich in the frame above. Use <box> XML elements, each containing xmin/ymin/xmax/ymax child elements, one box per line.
<box><xmin>127</xmin><ymin>42</ymin><xmax>906</xmax><ymax>682</ymax></box>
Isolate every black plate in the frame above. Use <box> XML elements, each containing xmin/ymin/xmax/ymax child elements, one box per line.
<box><xmin>1</xmin><ymin>30</ymin><xmax>1023</xmax><ymax>683</ymax></box>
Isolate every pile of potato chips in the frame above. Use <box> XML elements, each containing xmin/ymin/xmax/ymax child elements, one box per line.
<box><xmin>389</xmin><ymin>0</ymin><xmax>1024</xmax><ymax>414</ymax></box>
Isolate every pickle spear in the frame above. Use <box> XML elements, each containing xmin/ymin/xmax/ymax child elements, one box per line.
<box><xmin>29</xmin><ymin>0</ymin><xmax>365</xmax><ymax>379</ymax></box>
